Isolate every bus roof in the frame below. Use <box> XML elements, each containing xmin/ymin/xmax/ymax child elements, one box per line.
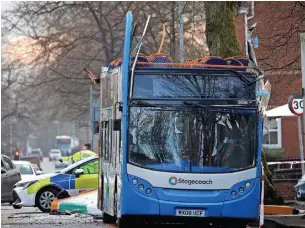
<box><xmin>107</xmin><ymin>55</ymin><xmax>261</xmax><ymax>76</ymax></box>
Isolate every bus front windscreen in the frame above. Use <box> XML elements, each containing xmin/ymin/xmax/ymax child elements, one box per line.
<box><xmin>57</xmin><ymin>138</ymin><xmax>71</xmax><ymax>149</ymax></box>
<box><xmin>128</xmin><ymin>107</ymin><xmax>257</xmax><ymax>173</ymax></box>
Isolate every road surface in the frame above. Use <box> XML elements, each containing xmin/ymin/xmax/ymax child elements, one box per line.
<box><xmin>1</xmin><ymin>204</ymin><xmax>111</xmax><ymax>228</ymax></box>
<box><xmin>40</xmin><ymin>157</ymin><xmax>62</xmax><ymax>173</ymax></box>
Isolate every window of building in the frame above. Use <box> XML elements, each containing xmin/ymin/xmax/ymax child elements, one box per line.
<box><xmin>263</xmin><ymin>118</ymin><xmax>282</xmax><ymax>149</ymax></box>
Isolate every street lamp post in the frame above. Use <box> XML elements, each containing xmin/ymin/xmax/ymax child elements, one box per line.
<box><xmin>300</xmin><ymin>33</ymin><xmax>305</xmax><ymax>175</ymax></box>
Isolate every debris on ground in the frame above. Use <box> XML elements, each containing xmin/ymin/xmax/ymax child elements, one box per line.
<box><xmin>51</xmin><ymin>190</ymin><xmax>102</xmax><ymax>216</ymax></box>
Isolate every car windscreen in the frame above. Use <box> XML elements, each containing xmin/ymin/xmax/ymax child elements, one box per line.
<box><xmin>31</xmin><ymin>151</ymin><xmax>40</xmax><ymax>154</ymax></box>
<box><xmin>15</xmin><ymin>164</ymin><xmax>34</xmax><ymax>174</ymax></box>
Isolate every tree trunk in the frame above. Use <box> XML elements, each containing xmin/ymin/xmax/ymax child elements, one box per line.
<box><xmin>170</xmin><ymin>1</ymin><xmax>176</xmax><ymax>61</ymax></box>
<box><xmin>205</xmin><ymin>2</ymin><xmax>241</xmax><ymax>58</ymax></box>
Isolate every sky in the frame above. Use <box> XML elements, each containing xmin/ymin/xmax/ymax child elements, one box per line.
<box><xmin>1</xmin><ymin>1</ymin><xmax>13</xmax><ymax>12</ymax></box>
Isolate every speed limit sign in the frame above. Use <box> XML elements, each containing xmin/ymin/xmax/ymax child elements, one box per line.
<box><xmin>288</xmin><ymin>95</ymin><xmax>303</xmax><ymax>116</ymax></box>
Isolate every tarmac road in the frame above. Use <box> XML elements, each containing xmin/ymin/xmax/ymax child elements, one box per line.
<box><xmin>1</xmin><ymin>204</ymin><xmax>112</xmax><ymax>228</ymax></box>
<box><xmin>40</xmin><ymin>157</ymin><xmax>62</xmax><ymax>173</ymax></box>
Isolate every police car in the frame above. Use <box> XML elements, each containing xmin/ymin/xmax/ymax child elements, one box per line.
<box><xmin>13</xmin><ymin>155</ymin><xmax>98</xmax><ymax>212</ymax></box>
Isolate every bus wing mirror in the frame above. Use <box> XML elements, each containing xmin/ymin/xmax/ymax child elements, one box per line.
<box><xmin>113</xmin><ymin>119</ymin><xmax>121</xmax><ymax>131</ymax></box>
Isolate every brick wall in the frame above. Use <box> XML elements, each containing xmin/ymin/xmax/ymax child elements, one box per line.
<box><xmin>282</xmin><ymin>117</ymin><xmax>304</xmax><ymax>157</ymax></box>
<box><xmin>273</xmin><ymin>180</ymin><xmax>297</xmax><ymax>200</ymax></box>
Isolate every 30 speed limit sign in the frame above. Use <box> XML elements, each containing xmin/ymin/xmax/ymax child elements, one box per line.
<box><xmin>288</xmin><ymin>95</ymin><xmax>303</xmax><ymax>116</ymax></box>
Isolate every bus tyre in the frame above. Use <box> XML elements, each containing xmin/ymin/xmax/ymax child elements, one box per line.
<box><xmin>118</xmin><ymin>217</ymin><xmax>130</xmax><ymax>228</ymax></box>
<box><xmin>13</xmin><ymin>204</ymin><xmax>22</xmax><ymax>209</ymax></box>
<box><xmin>102</xmin><ymin>212</ymin><xmax>116</xmax><ymax>224</ymax></box>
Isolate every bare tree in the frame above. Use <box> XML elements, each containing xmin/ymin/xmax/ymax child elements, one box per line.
<box><xmin>253</xmin><ymin>1</ymin><xmax>305</xmax><ymax>104</ymax></box>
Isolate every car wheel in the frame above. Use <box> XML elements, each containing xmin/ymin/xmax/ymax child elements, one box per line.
<box><xmin>12</xmin><ymin>191</ymin><xmax>22</xmax><ymax>209</ymax></box>
<box><xmin>36</xmin><ymin>188</ymin><xmax>59</xmax><ymax>213</ymax></box>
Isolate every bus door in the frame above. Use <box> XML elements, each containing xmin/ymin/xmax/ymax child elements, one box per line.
<box><xmin>101</xmin><ymin>118</ymin><xmax>115</xmax><ymax>216</ymax></box>
<box><xmin>102</xmin><ymin>70</ymin><xmax>119</xmax><ymax>217</ymax></box>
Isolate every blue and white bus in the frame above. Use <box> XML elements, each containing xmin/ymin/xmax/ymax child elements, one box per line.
<box><xmin>99</xmin><ymin>11</ymin><xmax>265</xmax><ymax>228</ymax></box>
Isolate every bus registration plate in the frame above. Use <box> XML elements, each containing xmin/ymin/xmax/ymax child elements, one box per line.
<box><xmin>176</xmin><ymin>209</ymin><xmax>205</xmax><ymax>217</ymax></box>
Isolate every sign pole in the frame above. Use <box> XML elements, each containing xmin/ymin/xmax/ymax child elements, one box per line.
<box><xmin>297</xmin><ymin>116</ymin><xmax>304</xmax><ymax>175</ymax></box>
<box><xmin>90</xmin><ymin>85</ymin><xmax>94</xmax><ymax>150</ymax></box>
<box><xmin>301</xmin><ymin>33</ymin><xmax>305</xmax><ymax>175</ymax></box>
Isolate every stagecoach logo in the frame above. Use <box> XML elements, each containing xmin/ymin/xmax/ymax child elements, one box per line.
<box><xmin>169</xmin><ymin>176</ymin><xmax>212</xmax><ymax>186</ymax></box>
<box><xmin>169</xmin><ymin>176</ymin><xmax>178</xmax><ymax>185</ymax></box>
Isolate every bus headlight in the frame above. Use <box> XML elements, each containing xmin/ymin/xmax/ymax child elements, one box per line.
<box><xmin>138</xmin><ymin>184</ymin><xmax>144</xmax><ymax>191</ymax></box>
<box><xmin>132</xmin><ymin>179</ymin><xmax>138</xmax><ymax>185</ymax></box>
<box><xmin>128</xmin><ymin>174</ymin><xmax>156</xmax><ymax>199</ymax></box>
<box><xmin>146</xmin><ymin>188</ymin><xmax>152</xmax><ymax>194</ymax></box>
<box><xmin>225</xmin><ymin>178</ymin><xmax>256</xmax><ymax>201</ymax></box>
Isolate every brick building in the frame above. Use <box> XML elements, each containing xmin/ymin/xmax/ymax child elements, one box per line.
<box><xmin>236</xmin><ymin>1</ymin><xmax>305</xmax><ymax>160</ymax></box>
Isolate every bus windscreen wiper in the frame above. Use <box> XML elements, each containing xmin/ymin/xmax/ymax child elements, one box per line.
<box><xmin>183</xmin><ymin>100</ymin><xmax>210</xmax><ymax>109</ymax></box>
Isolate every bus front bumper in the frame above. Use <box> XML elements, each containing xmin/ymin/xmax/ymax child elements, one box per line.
<box><xmin>120</xmin><ymin>175</ymin><xmax>260</xmax><ymax>221</ymax></box>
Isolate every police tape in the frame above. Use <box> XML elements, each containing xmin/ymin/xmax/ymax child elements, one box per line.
<box><xmin>267</xmin><ymin>161</ymin><xmax>305</xmax><ymax>165</ymax></box>
<box><xmin>259</xmin><ymin>163</ymin><xmax>264</xmax><ymax>228</ymax></box>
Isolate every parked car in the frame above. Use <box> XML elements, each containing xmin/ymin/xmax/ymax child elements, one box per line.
<box><xmin>13</xmin><ymin>161</ymin><xmax>43</xmax><ymax>182</ymax></box>
<box><xmin>1</xmin><ymin>155</ymin><xmax>22</xmax><ymax>205</ymax></box>
<box><xmin>20</xmin><ymin>155</ymin><xmax>41</xmax><ymax>169</ymax></box>
<box><xmin>13</xmin><ymin>155</ymin><xmax>98</xmax><ymax>212</ymax></box>
<box><xmin>295</xmin><ymin>174</ymin><xmax>305</xmax><ymax>201</ymax></box>
<box><xmin>29</xmin><ymin>148</ymin><xmax>43</xmax><ymax>161</ymax></box>
<box><xmin>48</xmin><ymin>149</ymin><xmax>62</xmax><ymax>161</ymax></box>
<box><xmin>32</xmin><ymin>164</ymin><xmax>43</xmax><ymax>175</ymax></box>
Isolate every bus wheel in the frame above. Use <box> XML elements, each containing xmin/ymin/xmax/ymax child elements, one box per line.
<box><xmin>117</xmin><ymin>217</ymin><xmax>130</xmax><ymax>228</ymax></box>
<box><xmin>102</xmin><ymin>212</ymin><xmax>116</xmax><ymax>224</ymax></box>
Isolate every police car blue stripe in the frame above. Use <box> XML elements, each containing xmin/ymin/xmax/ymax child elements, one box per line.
<box><xmin>50</xmin><ymin>174</ymin><xmax>71</xmax><ymax>190</ymax></box>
